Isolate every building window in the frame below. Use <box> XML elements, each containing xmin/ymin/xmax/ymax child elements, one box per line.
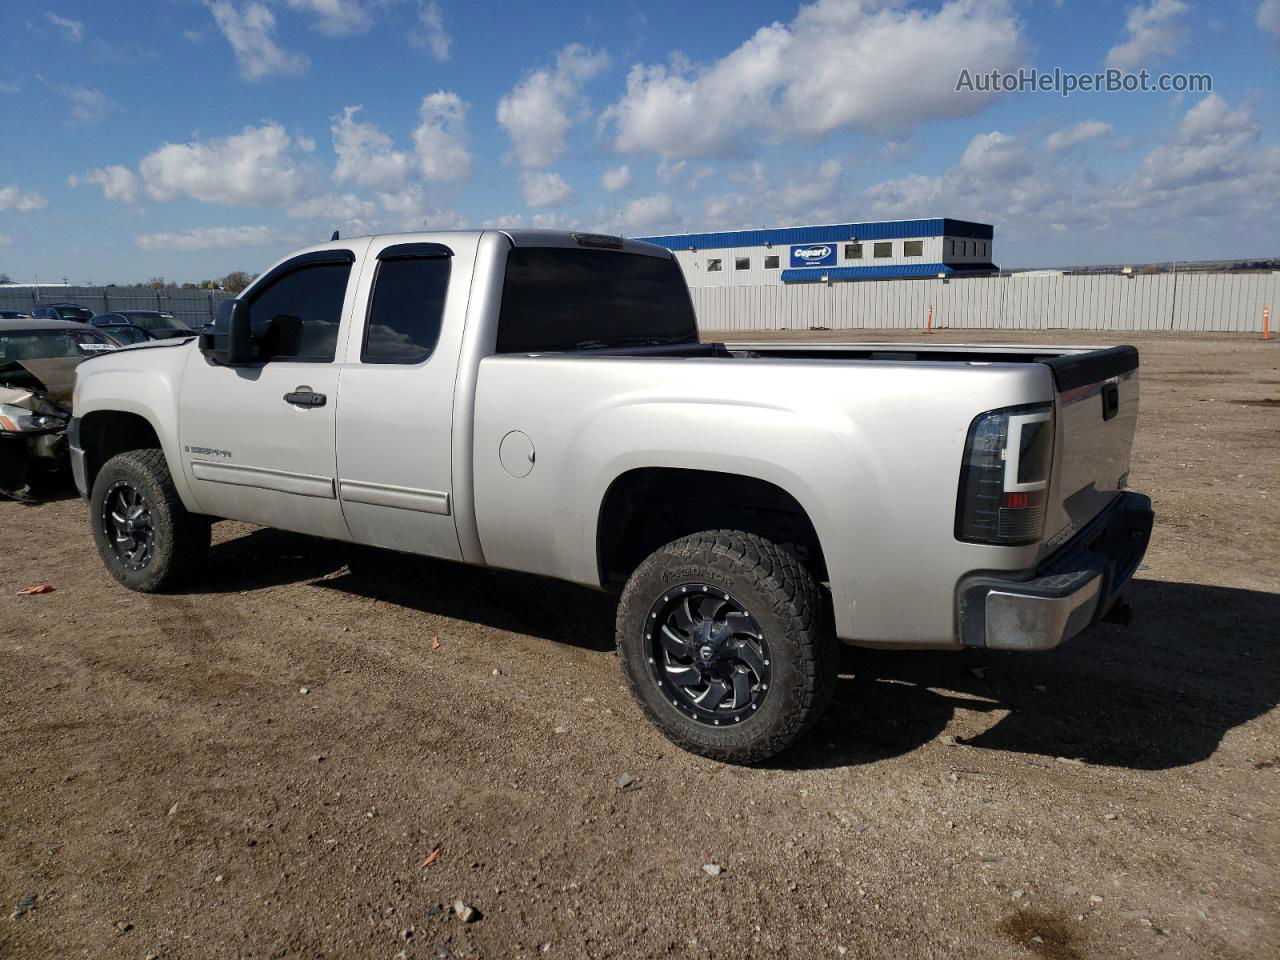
<box><xmin>903</xmin><ymin>240</ymin><xmax>924</xmax><ymax>258</ymax></box>
<box><xmin>948</xmin><ymin>239</ymin><xmax>955</xmax><ymax>256</ymax></box>
<box><xmin>707</xmin><ymin>258</ymin><xmax>722</xmax><ymax>272</ymax></box>
<box><xmin>764</xmin><ymin>255</ymin><xmax>779</xmax><ymax>269</ymax></box>
<box><xmin>735</xmin><ymin>257</ymin><xmax>750</xmax><ymax>270</ymax></box>
<box><xmin>982</xmin><ymin>241</ymin><xmax>989</xmax><ymax>258</ymax></box>
<box><xmin>873</xmin><ymin>241</ymin><xmax>892</xmax><ymax>258</ymax></box>
<box><xmin>844</xmin><ymin>243</ymin><xmax>862</xmax><ymax>260</ymax></box>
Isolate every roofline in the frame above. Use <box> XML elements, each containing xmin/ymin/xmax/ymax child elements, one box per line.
<box><xmin>640</xmin><ymin>216</ymin><xmax>993</xmax><ymax>236</ymax></box>
<box><xmin>637</xmin><ymin>218</ymin><xmax>994</xmax><ymax>251</ymax></box>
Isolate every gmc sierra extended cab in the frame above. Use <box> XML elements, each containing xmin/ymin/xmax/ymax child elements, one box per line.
<box><xmin>70</xmin><ymin>230</ymin><xmax>1152</xmax><ymax>763</ymax></box>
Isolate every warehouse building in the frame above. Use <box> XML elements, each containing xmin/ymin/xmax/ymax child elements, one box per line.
<box><xmin>637</xmin><ymin>218</ymin><xmax>996</xmax><ymax>287</ymax></box>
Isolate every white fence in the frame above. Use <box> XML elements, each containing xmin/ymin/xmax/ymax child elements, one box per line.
<box><xmin>691</xmin><ymin>271</ymin><xmax>1280</xmax><ymax>334</ymax></box>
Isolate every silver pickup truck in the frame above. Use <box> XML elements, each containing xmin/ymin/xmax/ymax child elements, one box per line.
<box><xmin>70</xmin><ymin>230</ymin><xmax>1152</xmax><ymax>763</ymax></box>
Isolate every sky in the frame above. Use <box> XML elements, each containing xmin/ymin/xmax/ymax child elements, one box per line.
<box><xmin>0</xmin><ymin>0</ymin><xmax>1277</xmax><ymax>283</ymax></box>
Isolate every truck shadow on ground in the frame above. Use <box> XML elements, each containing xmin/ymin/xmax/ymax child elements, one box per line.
<box><xmin>193</xmin><ymin>529</ymin><xmax>1279</xmax><ymax>773</ymax></box>
<box><xmin>790</xmin><ymin>578</ymin><xmax>1280</xmax><ymax>772</ymax></box>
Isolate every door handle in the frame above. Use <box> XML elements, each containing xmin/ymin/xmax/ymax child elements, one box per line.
<box><xmin>284</xmin><ymin>386</ymin><xmax>327</xmax><ymax>407</ymax></box>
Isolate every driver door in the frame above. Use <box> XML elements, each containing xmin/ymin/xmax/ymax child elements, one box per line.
<box><xmin>178</xmin><ymin>244</ymin><xmax>368</xmax><ymax>540</ymax></box>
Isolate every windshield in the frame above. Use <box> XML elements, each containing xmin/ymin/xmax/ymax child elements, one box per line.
<box><xmin>0</xmin><ymin>328</ymin><xmax>118</xmax><ymax>363</ymax></box>
<box><xmin>53</xmin><ymin>306</ymin><xmax>94</xmax><ymax>322</ymax></box>
<box><xmin>495</xmin><ymin>248</ymin><xmax>698</xmax><ymax>353</ymax></box>
<box><xmin>128</xmin><ymin>312</ymin><xmax>191</xmax><ymax>332</ymax></box>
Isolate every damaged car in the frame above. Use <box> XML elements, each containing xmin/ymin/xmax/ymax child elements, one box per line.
<box><xmin>1</xmin><ymin>319</ymin><xmax>120</xmax><ymax>500</ymax></box>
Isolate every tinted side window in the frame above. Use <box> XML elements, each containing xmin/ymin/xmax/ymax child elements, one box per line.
<box><xmin>248</xmin><ymin>262</ymin><xmax>351</xmax><ymax>362</ymax></box>
<box><xmin>362</xmin><ymin>257</ymin><xmax>451</xmax><ymax>363</ymax></box>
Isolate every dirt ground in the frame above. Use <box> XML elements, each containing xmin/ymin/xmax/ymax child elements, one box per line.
<box><xmin>1</xmin><ymin>330</ymin><xmax>1277</xmax><ymax>960</ymax></box>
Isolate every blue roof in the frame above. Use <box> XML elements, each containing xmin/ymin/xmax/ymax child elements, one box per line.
<box><xmin>780</xmin><ymin>262</ymin><xmax>998</xmax><ymax>283</ymax></box>
<box><xmin>638</xmin><ymin>218</ymin><xmax>993</xmax><ymax>252</ymax></box>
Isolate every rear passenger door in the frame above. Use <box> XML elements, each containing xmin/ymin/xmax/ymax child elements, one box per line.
<box><xmin>335</xmin><ymin>236</ymin><xmax>478</xmax><ymax>560</ymax></box>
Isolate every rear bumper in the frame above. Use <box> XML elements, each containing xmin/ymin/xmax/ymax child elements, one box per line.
<box><xmin>958</xmin><ymin>492</ymin><xmax>1153</xmax><ymax>651</ymax></box>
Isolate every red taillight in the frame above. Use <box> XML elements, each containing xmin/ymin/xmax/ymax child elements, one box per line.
<box><xmin>956</xmin><ymin>404</ymin><xmax>1054</xmax><ymax>545</ymax></box>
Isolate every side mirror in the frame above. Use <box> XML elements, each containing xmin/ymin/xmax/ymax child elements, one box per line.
<box><xmin>262</xmin><ymin>314</ymin><xmax>303</xmax><ymax>358</ymax></box>
<box><xmin>199</xmin><ymin>299</ymin><xmax>254</xmax><ymax>365</ymax></box>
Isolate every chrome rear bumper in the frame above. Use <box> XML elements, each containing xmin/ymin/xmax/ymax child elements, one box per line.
<box><xmin>958</xmin><ymin>492</ymin><xmax>1153</xmax><ymax>651</ymax></box>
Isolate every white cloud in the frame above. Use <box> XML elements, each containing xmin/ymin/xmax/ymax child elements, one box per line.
<box><xmin>775</xmin><ymin>158</ymin><xmax>842</xmax><ymax>215</ymax></box>
<box><xmin>139</xmin><ymin>123</ymin><xmax>317</xmax><ymax>206</ymax></box>
<box><xmin>135</xmin><ymin>225</ymin><xmax>290</xmax><ymax>251</ymax></box>
<box><xmin>0</xmin><ymin>234</ymin><xmax>11</xmax><ymax>247</ymax></box>
<box><xmin>64</xmin><ymin>86</ymin><xmax>118</xmax><ymax>124</ymax></box>
<box><xmin>377</xmin><ymin>185</ymin><xmax>429</xmax><ymax>218</ymax></box>
<box><xmin>701</xmin><ymin>192</ymin><xmax>753</xmax><ymax>228</ymax></box>
<box><xmin>331</xmin><ymin>106</ymin><xmax>415</xmax><ymax>192</ymax></box>
<box><xmin>602</xmin><ymin>0</ymin><xmax>1024</xmax><ymax>158</ymax></box>
<box><xmin>374</xmin><ymin>187</ymin><xmax>467</xmax><ymax>230</ymax></box>
<box><xmin>618</xmin><ymin>193</ymin><xmax>677</xmax><ymax>230</ymax></box>
<box><xmin>1262</xmin><ymin>1</ymin><xmax>1280</xmax><ymax>46</ymax></box>
<box><xmin>729</xmin><ymin>161</ymin><xmax>768</xmax><ymax>193</ymax></box>
<box><xmin>1106</xmin><ymin>0</ymin><xmax>1190</xmax><ymax>70</ymax></box>
<box><xmin>866</xmin><ymin>130</ymin><xmax>1052</xmax><ymax>222</ymax></box>
<box><xmin>0</xmin><ymin>82</ymin><xmax>19</xmax><ymax>94</ymax></box>
<box><xmin>208</xmin><ymin>1</ymin><xmax>309</xmax><ymax>81</ymax></box>
<box><xmin>285</xmin><ymin>0</ymin><xmax>372</xmax><ymax>36</ymax></box>
<box><xmin>410</xmin><ymin>1</ymin><xmax>450</xmax><ymax>61</ymax></box>
<box><xmin>69</xmin><ymin>165</ymin><xmax>139</xmax><ymax>204</ymax></box>
<box><xmin>285</xmin><ymin>192</ymin><xmax>378</xmax><ymax>221</ymax></box>
<box><xmin>520</xmin><ymin>170</ymin><xmax>576</xmax><ymax>208</ymax></box>
<box><xmin>1135</xmin><ymin>94</ymin><xmax>1266</xmax><ymax>194</ymax></box>
<box><xmin>497</xmin><ymin>44</ymin><xmax>610</xmax><ymax>167</ymax></box>
<box><xmin>46</xmin><ymin>12</ymin><xmax>84</xmax><ymax>43</ymax></box>
<box><xmin>482</xmin><ymin>212</ymin><xmax>574</xmax><ymax>230</ymax></box>
<box><xmin>699</xmin><ymin>158</ymin><xmax>840</xmax><ymax>230</ymax></box>
<box><xmin>1045</xmin><ymin>120</ymin><xmax>1112</xmax><ymax>153</ymax></box>
<box><xmin>959</xmin><ymin>131</ymin><xmax>1032</xmax><ymax>179</ymax></box>
<box><xmin>656</xmin><ymin>157</ymin><xmax>715</xmax><ymax>190</ymax></box>
<box><xmin>183</xmin><ymin>28</ymin><xmax>206</xmax><ymax>43</ymax></box>
<box><xmin>412</xmin><ymin>91</ymin><xmax>472</xmax><ymax>181</ymax></box>
<box><xmin>601</xmin><ymin>164</ymin><xmax>632</xmax><ymax>192</ymax></box>
<box><xmin>0</xmin><ymin>185</ymin><xmax>47</xmax><ymax>212</ymax></box>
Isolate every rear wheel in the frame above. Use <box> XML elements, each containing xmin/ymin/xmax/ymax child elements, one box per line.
<box><xmin>90</xmin><ymin>449</ymin><xmax>210</xmax><ymax>592</ymax></box>
<box><xmin>616</xmin><ymin>530</ymin><xmax>837</xmax><ymax>764</ymax></box>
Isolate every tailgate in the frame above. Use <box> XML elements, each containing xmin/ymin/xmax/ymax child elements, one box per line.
<box><xmin>1040</xmin><ymin>346</ymin><xmax>1140</xmax><ymax>555</ymax></box>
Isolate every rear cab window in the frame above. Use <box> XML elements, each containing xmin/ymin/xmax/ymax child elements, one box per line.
<box><xmin>496</xmin><ymin>247</ymin><xmax>697</xmax><ymax>353</ymax></box>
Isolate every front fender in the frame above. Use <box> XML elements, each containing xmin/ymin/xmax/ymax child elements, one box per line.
<box><xmin>73</xmin><ymin>347</ymin><xmax>195</xmax><ymax>510</ymax></box>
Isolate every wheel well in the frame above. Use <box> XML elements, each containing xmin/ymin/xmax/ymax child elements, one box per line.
<box><xmin>79</xmin><ymin>411</ymin><xmax>162</xmax><ymax>493</ymax></box>
<box><xmin>597</xmin><ymin>467</ymin><xmax>827</xmax><ymax>588</ymax></box>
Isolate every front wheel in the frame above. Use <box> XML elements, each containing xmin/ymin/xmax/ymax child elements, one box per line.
<box><xmin>89</xmin><ymin>449</ymin><xmax>211</xmax><ymax>592</ymax></box>
<box><xmin>616</xmin><ymin>530</ymin><xmax>837</xmax><ymax>764</ymax></box>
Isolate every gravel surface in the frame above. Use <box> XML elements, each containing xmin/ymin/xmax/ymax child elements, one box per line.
<box><xmin>1</xmin><ymin>330</ymin><xmax>1277</xmax><ymax>959</ymax></box>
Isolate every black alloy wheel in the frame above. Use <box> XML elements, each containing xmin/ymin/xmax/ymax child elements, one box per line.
<box><xmin>102</xmin><ymin>480</ymin><xmax>156</xmax><ymax>570</ymax></box>
<box><xmin>645</xmin><ymin>584</ymin><xmax>771</xmax><ymax>726</ymax></box>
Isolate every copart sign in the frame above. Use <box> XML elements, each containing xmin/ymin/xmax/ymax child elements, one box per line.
<box><xmin>789</xmin><ymin>244</ymin><xmax>836</xmax><ymax>268</ymax></box>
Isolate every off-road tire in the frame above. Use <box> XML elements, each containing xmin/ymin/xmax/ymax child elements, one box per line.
<box><xmin>616</xmin><ymin>530</ymin><xmax>838</xmax><ymax>764</ymax></box>
<box><xmin>90</xmin><ymin>449</ymin><xmax>211</xmax><ymax>592</ymax></box>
